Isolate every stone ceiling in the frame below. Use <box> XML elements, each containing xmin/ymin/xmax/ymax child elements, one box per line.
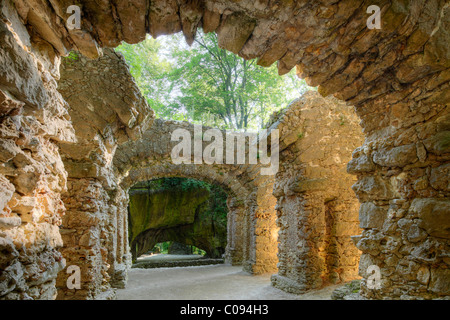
<box><xmin>12</xmin><ymin>0</ymin><xmax>449</xmax><ymax>115</ymax></box>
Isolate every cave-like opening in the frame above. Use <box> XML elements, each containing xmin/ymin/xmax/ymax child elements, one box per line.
<box><xmin>127</xmin><ymin>177</ymin><xmax>229</xmax><ymax>268</ymax></box>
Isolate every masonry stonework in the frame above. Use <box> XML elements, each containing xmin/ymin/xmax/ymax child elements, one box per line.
<box><xmin>270</xmin><ymin>92</ymin><xmax>364</xmax><ymax>293</ymax></box>
<box><xmin>0</xmin><ymin>0</ymin><xmax>448</xmax><ymax>300</ymax></box>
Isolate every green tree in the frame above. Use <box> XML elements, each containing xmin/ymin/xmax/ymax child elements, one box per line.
<box><xmin>117</xmin><ymin>32</ymin><xmax>310</xmax><ymax>129</ymax></box>
<box><xmin>116</xmin><ymin>36</ymin><xmax>179</xmax><ymax>119</ymax></box>
<box><xmin>166</xmin><ymin>31</ymin><xmax>308</xmax><ymax>130</ymax></box>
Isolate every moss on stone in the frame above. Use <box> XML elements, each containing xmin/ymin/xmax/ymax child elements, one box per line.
<box><xmin>128</xmin><ymin>187</ymin><xmax>210</xmax><ymax>242</ymax></box>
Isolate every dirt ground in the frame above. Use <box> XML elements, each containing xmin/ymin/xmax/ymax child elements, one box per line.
<box><xmin>116</xmin><ymin>263</ymin><xmax>339</xmax><ymax>300</ymax></box>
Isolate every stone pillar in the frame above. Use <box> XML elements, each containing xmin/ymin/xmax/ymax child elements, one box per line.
<box><xmin>272</xmin><ymin>193</ymin><xmax>314</xmax><ymax>293</ymax></box>
<box><xmin>271</xmin><ymin>190</ymin><xmax>332</xmax><ymax>293</ymax></box>
<box><xmin>325</xmin><ymin>199</ymin><xmax>361</xmax><ymax>283</ymax></box>
<box><xmin>224</xmin><ymin>197</ymin><xmax>245</xmax><ymax>265</ymax></box>
<box><xmin>56</xmin><ymin>178</ymin><xmax>113</xmax><ymax>300</ymax></box>
<box><xmin>239</xmin><ymin>180</ymin><xmax>278</xmax><ymax>275</ymax></box>
<box><xmin>109</xmin><ymin>188</ymin><xmax>131</xmax><ymax>289</ymax></box>
<box><xmin>252</xmin><ymin>180</ymin><xmax>278</xmax><ymax>274</ymax></box>
<box><xmin>241</xmin><ymin>192</ymin><xmax>256</xmax><ymax>273</ymax></box>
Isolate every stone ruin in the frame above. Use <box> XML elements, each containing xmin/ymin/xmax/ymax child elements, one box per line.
<box><xmin>0</xmin><ymin>0</ymin><xmax>448</xmax><ymax>300</ymax></box>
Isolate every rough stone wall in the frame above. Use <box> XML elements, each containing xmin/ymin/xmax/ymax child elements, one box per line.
<box><xmin>349</xmin><ymin>84</ymin><xmax>449</xmax><ymax>299</ymax></box>
<box><xmin>19</xmin><ymin>0</ymin><xmax>445</xmax><ymax>299</ymax></box>
<box><xmin>270</xmin><ymin>91</ymin><xmax>364</xmax><ymax>293</ymax></box>
<box><xmin>224</xmin><ymin>197</ymin><xmax>245</xmax><ymax>265</ymax></box>
<box><xmin>244</xmin><ymin>179</ymin><xmax>278</xmax><ymax>274</ymax></box>
<box><xmin>0</xmin><ymin>0</ymin><xmax>75</xmax><ymax>299</ymax></box>
<box><xmin>55</xmin><ymin>49</ymin><xmax>153</xmax><ymax>299</ymax></box>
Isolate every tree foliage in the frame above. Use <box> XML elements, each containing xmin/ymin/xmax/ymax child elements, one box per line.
<box><xmin>115</xmin><ymin>37</ymin><xmax>172</xmax><ymax>116</ymax></box>
<box><xmin>116</xmin><ymin>31</ymin><xmax>311</xmax><ymax>130</ymax></box>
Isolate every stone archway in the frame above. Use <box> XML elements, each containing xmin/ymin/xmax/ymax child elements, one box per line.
<box><xmin>52</xmin><ymin>49</ymin><xmax>363</xmax><ymax>299</ymax></box>
<box><xmin>127</xmin><ymin>178</ymin><xmax>228</xmax><ymax>262</ymax></box>
<box><xmin>50</xmin><ymin>49</ymin><xmax>280</xmax><ymax>299</ymax></box>
<box><xmin>0</xmin><ymin>0</ymin><xmax>448</xmax><ymax>300</ymax></box>
<box><xmin>115</xmin><ymin>118</ymin><xmax>280</xmax><ymax>276</ymax></box>
<box><xmin>124</xmin><ymin>170</ymin><xmax>257</xmax><ymax>269</ymax></box>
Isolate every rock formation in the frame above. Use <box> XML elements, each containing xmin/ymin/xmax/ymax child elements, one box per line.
<box><xmin>128</xmin><ymin>184</ymin><xmax>227</xmax><ymax>261</ymax></box>
<box><xmin>0</xmin><ymin>0</ymin><xmax>448</xmax><ymax>300</ymax></box>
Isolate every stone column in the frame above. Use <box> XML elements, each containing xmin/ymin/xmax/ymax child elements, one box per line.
<box><xmin>224</xmin><ymin>197</ymin><xmax>245</xmax><ymax>265</ymax></box>
<box><xmin>56</xmin><ymin>178</ymin><xmax>113</xmax><ymax>300</ymax></box>
<box><xmin>108</xmin><ymin>187</ymin><xmax>130</xmax><ymax>289</ymax></box>
<box><xmin>271</xmin><ymin>189</ymin><xmax>329</xmax><ymax>293</ymax></box>
<box><xmin>241</xmin><ymin>192</ymin><xmax>256</xmax><ymax>273</ymax></box>
<box><xmin>325</xmin><ymin>199</ymin><xmax>361</xmax><ymax>284</ymax></box>
<box><xmin>239</xmin><ymin>181</ymin><xmax>278</xmax><ymax>275</ymax></box>
<box><xmin>110</xmin><ymin>187</ymin><xmax>131</xmax><ymax>288</ymax></box>
<box><xmin>252</xmin><ymin>181</ymin><xmax>278</xmax><ymax>274</ymax></box>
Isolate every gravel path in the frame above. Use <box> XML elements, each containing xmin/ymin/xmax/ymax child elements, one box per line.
<box><xmin>116</xmin><ymin>264</ymin><xmax>339</xmax><ymax>300</ymax></box>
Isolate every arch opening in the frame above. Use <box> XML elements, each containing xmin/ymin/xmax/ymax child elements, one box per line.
<box><xmin>127</xmin><ymin>177</ymin><xmax>229</xmax><ymax>264</ymax></box>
